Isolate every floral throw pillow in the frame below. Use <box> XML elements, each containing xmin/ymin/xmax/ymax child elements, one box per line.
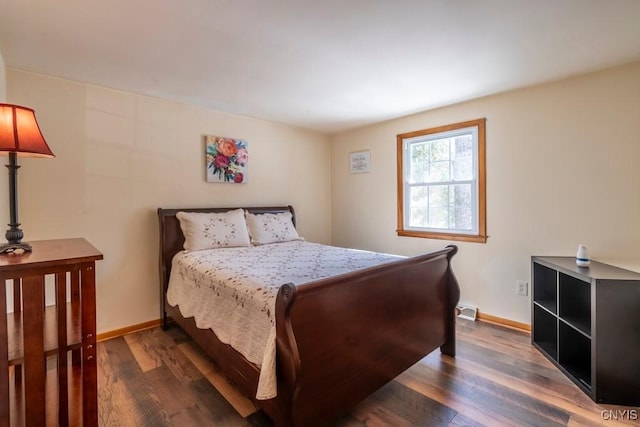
<box><xmin>176</xmin><ymin>209</ymin><xmax>251</xmax><ymax>251</ymax></box>
<box><xmin>245</xmin><ymin>211</ymin><xmax>302</xmax><ymax>245</ymax></box>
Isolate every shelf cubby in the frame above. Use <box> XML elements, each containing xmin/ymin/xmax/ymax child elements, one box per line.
<box><xmin>533</xmin><ymin>263</ymin><xmax>557</xmax><ymax>314</ymax></box>
<box><xmin>559</xmin><ymin>320</ymin><xmax>591</xmax><ymax>389</ymax></box>
<box><xmin>558</xmin><ymin>273</ymin><xmax>591</xmax><ymax>336</ymax></box>
<box><xmin>532</xmin><ymin>304</ymin><xmax>557</xmax><ymax>360</ymax></box>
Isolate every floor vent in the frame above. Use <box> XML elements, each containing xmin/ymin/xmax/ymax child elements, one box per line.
<box><xmin>456</xmin><ymin>304</ymin><xmax>478</xmax><ymax>321</ymax></box>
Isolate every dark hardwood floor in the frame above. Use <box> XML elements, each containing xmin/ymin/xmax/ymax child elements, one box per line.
<box><xmin>58</xmin><ymin>319</ymin><xmax>640</xmax><ymax>425</ymax></box>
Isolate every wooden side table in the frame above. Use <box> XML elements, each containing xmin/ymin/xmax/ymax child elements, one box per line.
<box><xmin>0</xmin><ymin>238</ymin><xmax>103</xmax><ymax>426</ymax></box>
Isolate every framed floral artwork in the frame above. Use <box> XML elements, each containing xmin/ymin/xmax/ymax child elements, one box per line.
<box><xmin>205</xmin><ymin>135</ymin><xmax>248</xmax><ymax>183</ymax></box>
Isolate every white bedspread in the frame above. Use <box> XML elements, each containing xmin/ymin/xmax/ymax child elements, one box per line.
<box><xmin>166</xmin><ymin>240</ymin><xmax>401</xmax><ymax>400</ymax></box>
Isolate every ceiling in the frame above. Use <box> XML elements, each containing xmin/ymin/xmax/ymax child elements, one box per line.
<box><xmin>1</xmin><ymin>1</ymin><xmax>640</xmax><ymax>134</ymax></box>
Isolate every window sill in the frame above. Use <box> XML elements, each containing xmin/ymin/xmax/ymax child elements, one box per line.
<box><xmin>397</xmin><ymin>230</ymin><xmax>487</xmax><ymax>243</ymax></box>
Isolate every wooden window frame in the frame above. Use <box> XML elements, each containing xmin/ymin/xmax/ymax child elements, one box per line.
<box><xmin>396</xmin><ymin>118</ymin><xmax>487</xmax><ymax>243</ymax></box>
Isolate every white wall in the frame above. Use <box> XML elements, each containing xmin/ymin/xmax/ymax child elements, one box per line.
<box><xmin>0</xmin><ymin>50</ymin><xmax>6</xmax><ymax>101</ymax></box>
<box><xmin>331</xmin><ymin>61</ymin><xmax>640</xmax><ymax>324</ymax></box>
<box><xmin>7</xmin><ymin>69</ymin><xmax>332</xmax><ymax>333</ymax></box>
<box><xmin>7</xmin><ymin>61</ymin><xmax>639</xmax><ymax>329</ymax></box>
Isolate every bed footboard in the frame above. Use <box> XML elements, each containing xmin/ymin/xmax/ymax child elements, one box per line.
<box><xmin>274</xmin><ymin>245</ymin><xmax>459</xmax><ymax>426</ymax></box>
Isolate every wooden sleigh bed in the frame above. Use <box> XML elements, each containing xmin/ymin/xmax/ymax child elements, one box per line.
<box><xmin>158</xmin><ymin>205</ymin><xmax>460</xmax><ymax>426</ymax></box>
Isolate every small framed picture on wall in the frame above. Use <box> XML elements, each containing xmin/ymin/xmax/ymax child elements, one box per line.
<box><xmin>349</xmin><ymin>150</ymin><xmax>371</xmax><ymax>174</ymax></box>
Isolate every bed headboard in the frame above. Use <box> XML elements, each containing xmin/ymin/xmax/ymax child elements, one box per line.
<box><xmin>157</xmin><ymin>205</ymin><xmax>296</xmax><ymax>326</ymax></box>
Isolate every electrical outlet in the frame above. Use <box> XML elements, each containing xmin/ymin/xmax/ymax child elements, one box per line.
<box><xmin>516</xmin><ymin>280</ymin><xmax>528</xmax><ymax>296</ymax></box>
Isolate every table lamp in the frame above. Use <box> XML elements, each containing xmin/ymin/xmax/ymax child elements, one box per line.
<box><xmin>0</xmin><ymin>104</ymin><xmax>55</xmax><ymax>253</ymax></box>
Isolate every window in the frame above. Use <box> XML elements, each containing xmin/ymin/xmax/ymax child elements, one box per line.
<box><xmin>397</xmin><ymin>118</ymin><xmax>486</xmax><ymax>243</ymax></box>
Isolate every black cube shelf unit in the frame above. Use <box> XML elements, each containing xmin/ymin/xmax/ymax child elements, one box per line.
<box><xmin>532</xmin><ymin>256</ymin><xmax>640</xmax><ymax>406</ymax></box>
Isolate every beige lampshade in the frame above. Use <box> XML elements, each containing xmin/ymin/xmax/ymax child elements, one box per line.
<box><xmin>0</xmin><ymin>103</ymin><xmax>55</xmax><ymax>158</ymax></box>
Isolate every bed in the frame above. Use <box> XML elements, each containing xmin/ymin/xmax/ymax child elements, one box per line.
<box><xmin>158</xmin><ymin>205</ymin><xmax>460</xmax><ymax>426</ymax></box>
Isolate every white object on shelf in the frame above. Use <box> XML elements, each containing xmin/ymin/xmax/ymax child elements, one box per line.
<box><xmin>576</xmin><ymin>244</ymin><xmax>590</xmax><ymax>267</ymax></box>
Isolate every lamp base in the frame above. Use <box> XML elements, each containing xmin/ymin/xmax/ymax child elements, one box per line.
<box><xmin>0</xmin><ymin>241</ymin><xmax>32</xmax><ymax>254</ymax></box>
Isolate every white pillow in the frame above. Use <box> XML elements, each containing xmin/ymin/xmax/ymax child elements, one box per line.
<box><xmin>245</xmin><ymin>211</ymin><xmax>302</xmax><ymax>245</ymax></box>
<box><xmin>176</xmin><ymin>209</ymin><xmax>251</xmax><ymax>251</ymax></box>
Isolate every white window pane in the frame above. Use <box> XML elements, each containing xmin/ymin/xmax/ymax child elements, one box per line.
<box><xmin>453</xmin><ymin>183</ymin><xmax>472</xmax><ymax>205</ymax></box>
<box><xmin>409</xmin><ymin>187</ymin><xmax>428</xmax><ymax>227</ymax></box>
<box><xmin>410</xmin><ymin>186</ymin><xmax>428</xmax><ymax>204</ymax></box>
<box><xmin>409</xmin><ymin>207</ymin><xmax>428</xmax><ymax>227</ymax></box>
<box><xmin>453</xmin><ymin>205</ymin><xmax>473</xmax><ymax>230</ymax></box>
<box><xmin>452</xmin><ymin>184</ymin><xmax>473</xmax><ymax>231</ymax></box>
<box><xmin>428</xmin><ymin>206</ymin><xmax>450</xmax><ymax>229</ymax></box>
<box><xmin>409</xmin><ymin>183</ymin><xmax>476</xmax><ymax>232</ymax></box>
<box><xmin>453</xmin><ymin>135</ymin><xmax>473</xmax><ymax>158</ymax></box>
<box><xmin>427</xmin><ymin>185</ymin><xmax>450</xmax><ymax>229</ymax></box>
<box><xmin>452</xmin><ymin>158</ymin><xmax>472</xmax><ymax>181</ymax></box>
<box><xmin>429</xmin><ymin>139</ymin><xmax>450</xmax><ymax>162</ymax></box>
<box><xmin>409</xmin><ymin>161</ymin><xmax>428</xmax><ymax>184</ymax></box>
<box><xmin>411</xmin><ymin>142</ymin><xmax>428</xmax><ymax>155</ymax></box>
<box><xmin>428</xmin><ymin>160</ymin><xmax>450</xmax><ymax>182</ymax></box>
<box><xmin>428</xmin><ymin>185</ymin><xmax>449</xmax><ymax>208</ymax></box>
<box><xmin>410</xmin><ymin>143</ymin><xmax>429</xmax><ymax>163</ymax></box>
<box><xmin>409</xmin><ymin>143</ymin><xmax>429</xmax><ymax>184</ymax></box>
